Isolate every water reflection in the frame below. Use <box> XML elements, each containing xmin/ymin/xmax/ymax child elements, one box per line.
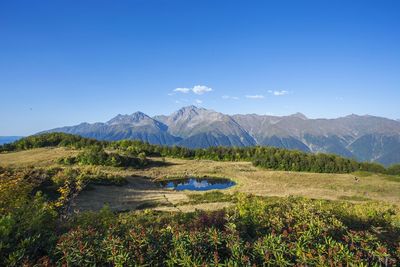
<box><xmin>157</xmin><ymin>177</ymin><xmax>235</xmax><ymax>191</ymax></box>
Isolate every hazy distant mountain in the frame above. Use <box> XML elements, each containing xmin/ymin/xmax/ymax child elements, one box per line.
<box><xmin>43</xmin><ymin>106</ymin><xmax>400</xmax><ymax>166</ymax></box>
<box><xmin>0</xmin><ymin>136</ymin><xmax>23</xmax><ymax>145</ymax></box>
<box><xmin>232</xmin><ymin>113</ymin><xmax>400</xmax><ymax>165</ymax></box>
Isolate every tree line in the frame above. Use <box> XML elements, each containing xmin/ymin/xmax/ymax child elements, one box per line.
<box><xmin>0</xmin><ymin>132</ymin><xmax>104</xmax><ymax>152</ymax></box>
<box><xmin>2</xmin><ymin>133</ymin><xmax>399</xmax><ymax>175</ymax></box>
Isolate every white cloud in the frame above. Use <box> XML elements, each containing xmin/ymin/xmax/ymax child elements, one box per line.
<box><xmin>174</xmin><ymin>87</ymin><xmax>190</xmax><ymax>93</ymax></box>
<box><xmin>195</xmin><ymin>99</ymin><xmax>203</xmax><ymax>104</ymax></box>
<box><xmin>274</xmin><ymin>90</ymin><xmax>289</xmax><ymax>96</ymax></box>
<box><xmin>222</xmin><ymin>95</ymin><xmax>239</xmax><ymax>100</ymax></box>
<box><xmin>268</xmin><ymin>90</ymin><xmax>289</xmax><ymax>96</ymax></box>
<box><xmin>172</xmin><ymin>85</ymin><xmax>213</xmax><ymax>95</ymax></box>
<box><xmin>246</xmin><ymin>94</ymin><xmax>265</xmax><ymax>99</ymax></box>
<box><xmin>192</xmin><ymin>85</ymin><xmax>212</xmax><ymax>95</ymax></box>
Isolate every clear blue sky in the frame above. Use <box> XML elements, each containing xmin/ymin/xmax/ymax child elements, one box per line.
<box><xmin>1</xmin><ymin>0</ymin><xmax>399</xmax><ymax>135</ymax></box>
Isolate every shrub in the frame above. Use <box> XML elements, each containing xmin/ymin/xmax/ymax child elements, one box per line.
<box><xmin>54</xmin><ymin>196</ymin><xmax>400</xmax><ymax>266</ymax></box>
<box><xmin>387</xmin><ymin>164</ymin><xmax>400</xmax><ymax>176</ymax></box>
<box><xmin>71</xmin><ymin>146</ymin><xmax>148</xmax><ymax>168</ymax></box>
<box><xmin>0</xmin><ymin>192</ymin><xmax>58</xmax><ymax>266</ymax></box>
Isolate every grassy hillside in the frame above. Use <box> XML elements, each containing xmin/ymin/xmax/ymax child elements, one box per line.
<box><xmin>3</xmin><ymin>133</ymin><xmax>399</xmax><ymax>175</ymax></box>
<box><xmin>0</xmin><ymin>147</ymin><xmax>78</xmax><ymax>167</ymax></box>
<box><xmin>1</xmin><ymin>148</ymin><xmax>399</xmax><ymax>208</ymax></box>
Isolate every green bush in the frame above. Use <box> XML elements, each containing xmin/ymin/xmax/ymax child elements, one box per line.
<box><xmin>76</xmin><ymin>146</ymin><xmax>147</xmax><ymax>168</ymax></box>
<box><xmin>61</xmin><ymin>145</ymin><xmax>148</xmax><ymax>168</ymax></box>
<box><xmin>0</xmin><ymin>192</ymin><xmax>58</xmax><ymax>266</ymax></box>
<box><xmin>387</xmin><ymin>164</ymin><xmax>400</xmax><ymax>176</ymax></box>
<box><xmin>54</xmin><ymin>196</ymin><xmax>400</xmax><ymax>266</ymax></box>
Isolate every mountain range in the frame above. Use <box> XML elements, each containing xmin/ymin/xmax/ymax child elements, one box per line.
<box><xmin>43</xmin><ymin>106</ymin><xmax>400</xmax><ymax>166</ymax></box>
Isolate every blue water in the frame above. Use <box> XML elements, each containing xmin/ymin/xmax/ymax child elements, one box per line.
<box><xmin>158</xmin><ymin>178</ymin><xmax>235</xmax><ymax>191</ymax></box>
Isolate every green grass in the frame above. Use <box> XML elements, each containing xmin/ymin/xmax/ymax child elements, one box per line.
<box><xmin>338</xmin><ymin>195</ymin><xmax>371</xmax><ymax>201</ymax></box>
<box><xmin>354</xmin><ymin>171</ymin><xmax>400</xmax><ymax>183</ymax></box>
<box><xmin>184</xmin><ymin>191</ymin><xmax>236</xmax><ymax>205</ymax></box>
<box><xmin>381</xmin><ymin>174</ymin><xmax>400</xmax><ymax>183</ymax></box>
<box><xmin>352</xmin><ymin>171</ymin><xmax>374</xmax><ymax>177</ymax></box>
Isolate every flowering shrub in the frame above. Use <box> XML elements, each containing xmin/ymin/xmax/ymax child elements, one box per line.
<box><xmin>55</xmin><ymin>196</ymin><xmax>400</xmax><ymax>266</ymax></box>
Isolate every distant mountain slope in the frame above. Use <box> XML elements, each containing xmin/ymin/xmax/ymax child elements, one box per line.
<box><xmin>232</xmin><ymin>113</ymin><xmax>400</xmax><ymax>165</ymax></box>
<box><xmin>348</xmin><ymin>133</ymin><xmax>400</xmax><ymax>166</ymax></box>
<box><xmin>0</xmin><ymin>136</ymin><xmax>23</xmax><ymax>145</ymax></box>
<box><xmin>42</xmin><ymin>106</ymin><xmax>400</xmax><ymax>166</ymax></box>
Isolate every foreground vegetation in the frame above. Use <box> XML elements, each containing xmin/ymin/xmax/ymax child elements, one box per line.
<box><xmin>1</xmin><ymin>179</ymin><xmax>399</xmax><ymax>266</ymax></box>
<box><xmin>2</xmin><ymin>133</ymin><xmax>400</xmax><ymax>175</ymax></box>
<box><xmin>56</xmin><ymin>196</ymin><xmax>400</xmax><ymax>266</ymax></box>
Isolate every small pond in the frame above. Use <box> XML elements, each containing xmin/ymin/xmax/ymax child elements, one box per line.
<box><xmin>157</xmin><ymin>177</ymin><xmax>236</xmax><ymax>191</ymax></box>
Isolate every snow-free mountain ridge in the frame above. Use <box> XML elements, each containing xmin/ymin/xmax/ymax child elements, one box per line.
<box><xmin>43</xmin><ymin>106</ymin><xmax>400</xmax><ymax>166</ymax></box>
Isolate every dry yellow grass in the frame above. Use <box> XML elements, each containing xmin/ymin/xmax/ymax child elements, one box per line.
<box><xmin>134</xmin><ymin>158</ymin><xmax>400</xmax><ymax>205</ymax></box>
<box><xmin>1</xmin><ymin>148</ymin><xmax>399</xmax><ymax>212</ymax></box>
<box><xmin>0</xmin><ymin>147</ymin><xmax>78</xmax><ymax>167</ymax></box>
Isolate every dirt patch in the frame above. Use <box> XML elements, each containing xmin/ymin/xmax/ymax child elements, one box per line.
<box><xmin>71</xmin><ymin>176</ymin><xmax>188</xmax><ymax>212</ymax></box>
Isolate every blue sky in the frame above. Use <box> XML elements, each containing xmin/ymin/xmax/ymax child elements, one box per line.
<box><xmin>1</xmin><ymin>0</ymin><xmax>399</xmax><ymax>135</ymax></box>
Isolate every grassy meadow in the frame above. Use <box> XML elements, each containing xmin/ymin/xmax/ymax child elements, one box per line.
<box><xmin>1</xmin><ymin>148</ymin><xmax>399</xmax><ymax>211</ymax></box>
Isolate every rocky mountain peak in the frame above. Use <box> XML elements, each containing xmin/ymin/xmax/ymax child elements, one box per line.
<box><xmin>290</xmin><ymin>112</ymin><xmax>308</xmax><ymax>120</ymax></box>
<box><xmin>345</xmin><ymin>114</ymin><xmax>362</xmax><ymax>119</ymax></box>
<box><xmin>130</xmin><ymin>111</ymin><xmax>150</xmax><ymax>121</ymax></box>
<box><xmin>176</xmin><ymin>105</ymin><xmax>203</xmax><ymax>113</ymax></box>
<box><xmin>171</xmin><ymin>106</ymin><xmax>203</xmax><ymax>121</ymax></box>
<box><xmin>107</xmin><ymin>111</ymin><xmax>152</xmax><ymax>125</ymax></box>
